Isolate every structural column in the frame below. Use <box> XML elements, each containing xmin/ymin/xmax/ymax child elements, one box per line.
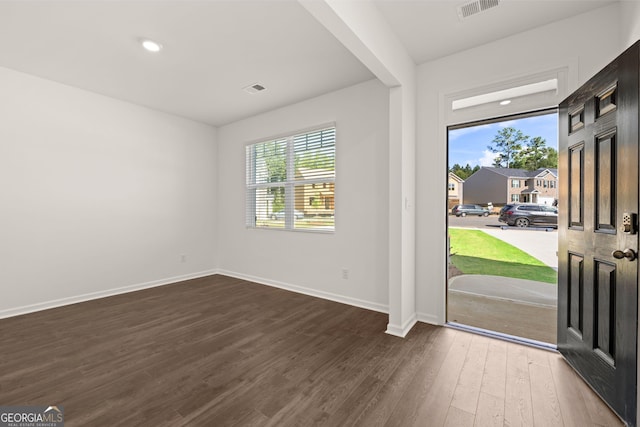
<box><xmin>299</xmin><ymin>0</ymin><xmax>417</xmax><ymax>336</ymax></box>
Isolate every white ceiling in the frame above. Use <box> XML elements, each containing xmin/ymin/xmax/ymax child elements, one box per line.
<box><xmin>0</xmin><ymin>1</ymin><xmax>374</xmax><ymax>127</ymax></box>
<box><xmin>0</xmin><ymin>1</ymin><xmax>618</xmax><ymax>127</ymax></box>
<box><xmin>375</xmin><ymin>0</ymin><xmax>617</xmax><ymax>64</ymax></box>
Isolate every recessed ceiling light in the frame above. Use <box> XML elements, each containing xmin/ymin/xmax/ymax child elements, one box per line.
<box><xmin>499</xmin><ymin>100</ymin><xmax>512</xmax><ymax>106</ymax></box>
<box><xmin>140</xmin><ymin>39</ymin><xmax>162</xmax><ymax>53</ymax></box>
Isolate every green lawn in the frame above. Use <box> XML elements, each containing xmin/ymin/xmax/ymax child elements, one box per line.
<box><xmin>449</xmin><ymin>228</ymin><xmax>557</xmax><ymax>284</ymax></box>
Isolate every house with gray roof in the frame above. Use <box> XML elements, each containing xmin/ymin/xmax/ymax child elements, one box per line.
<box><xmin>463</xmin><ymin>167</ymin><xmax>558</xmax><ymax>206</ymax></box>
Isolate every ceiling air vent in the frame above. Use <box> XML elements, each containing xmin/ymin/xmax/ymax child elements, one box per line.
<box><xmin>243</xmin><ymin>83</ymin><xmax>266</xmax><ymax>95</ymax></box>
<box><xmin>457</xmin><ymin>0</ymin><xmax>500</xmax><ymax>20</ymax></box>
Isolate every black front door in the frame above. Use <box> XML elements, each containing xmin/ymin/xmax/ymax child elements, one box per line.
<box><xmin>558</xmin><ymin>42</ymin><xmax>639</xmax><ymax>426</ymax></box>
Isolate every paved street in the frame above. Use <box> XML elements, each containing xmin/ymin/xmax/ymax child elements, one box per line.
<box><xmin>448</xmin><ymin>214</ymin><xmax>502</xmax><ymax>228</ymax></box>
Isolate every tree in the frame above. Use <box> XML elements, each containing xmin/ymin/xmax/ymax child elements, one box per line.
<box><xmin>512</xmin><ymin>136</ymin><xmax>558</xmax><ymax>171</ymax></box>
<box><xmin>450</xmin><ymin>163</ymin><xmax>479</xmax><ymax>180</ymax></box>
<box><xmin>538</xmin><ymin>147</ymin><xmax>558</xmax><ymax>169</ymax></box>
<box><xmin>517</xmin><ymin>136</ymin><xmax>547</xmax><ymax>170</ymax></box>
<box><xmin>295</xmin><ymin>152</ymin><xmax>334</xmax><ymax>170</ymax></box>
<box><xmin>488</xmin><ymin>127</ymin><xmax>558</xmax><ymax>171</ymax></box>
<box><xmin>487</xmin><ymin>127</ymin><xmax>529</xmax><ymax>168</ymax></box>
<box><xmin>261</xmin><ymin>142</ymin><xmax>286</xmax><ymax>212</ymax></box>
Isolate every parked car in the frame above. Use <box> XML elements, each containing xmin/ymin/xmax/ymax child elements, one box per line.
<box><xmin>451</xmin><ymin>204</ymin><xmax>490</xmax><ymax>217</ymax></box>
<box><xmin>270</xmin><ymin>210</ymin><xmax>304</xmax><ymax>220</ymax></box>
<box><xmin>498</xmin><ymin>204</ymin><xmax>558</xmax><ymax>227</ymax></box>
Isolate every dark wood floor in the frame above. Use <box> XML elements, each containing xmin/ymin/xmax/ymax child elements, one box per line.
<box><xmin>0</xmin><ymin>275</ymin><xmax>622</xmax><ymax>426</ymax></box>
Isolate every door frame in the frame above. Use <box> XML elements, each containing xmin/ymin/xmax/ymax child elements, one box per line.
<box><xmin>445</xmin><ymin>108</ymin><xmax>559</xmax><ymax>345</ymax></box>
<box><xmin>436</xmin><ymin>67</ymin><xmax>572</xmax><ymax>324</ymax></box>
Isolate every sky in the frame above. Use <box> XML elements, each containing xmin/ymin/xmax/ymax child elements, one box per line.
<box><xmin>448</xmin><ymin>112</ymin><xmax>558</xmax><ymax>169</ymax></box>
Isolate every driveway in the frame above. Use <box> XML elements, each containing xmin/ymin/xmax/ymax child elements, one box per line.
<box><xmin>482</xmin><ymin>227</ymin><xmax>558</xmax><ymax>269</ymax></box>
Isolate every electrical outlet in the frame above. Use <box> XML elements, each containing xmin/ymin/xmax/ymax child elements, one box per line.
<box><xmin>341</xmin><ymin>269</ymin><xmax>349</xmax><ymax>279</ymax></box>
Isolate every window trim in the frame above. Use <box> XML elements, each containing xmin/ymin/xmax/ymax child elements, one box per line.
<box><xmin>245</xmin><ymin>123</ymin><xmax>336</xmax><ymax>233</ymax></box>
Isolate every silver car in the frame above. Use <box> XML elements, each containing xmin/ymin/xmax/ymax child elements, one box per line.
<box><xmin>498</xmin><ymin>204</ymin><xmax>558</xmax><ymax>227</ymax></box>
<box><xmin>451</xmin><ymin>204</ymin><xmax>490</xmax><ymax>217</ymax></box>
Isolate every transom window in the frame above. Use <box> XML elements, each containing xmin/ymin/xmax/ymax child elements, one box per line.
<box><xmin>245</xmin><ymin>126</ymin><xmax>336</xmax><ymax>232</ymax></box>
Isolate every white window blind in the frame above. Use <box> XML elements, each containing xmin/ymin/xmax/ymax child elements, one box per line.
<box><xmin>246</xmin><ymin>126</ymin><xmax>335</xmax><ymax>232</ymax></box>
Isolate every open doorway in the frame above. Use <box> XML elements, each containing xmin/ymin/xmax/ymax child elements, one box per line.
<box><xmin>446</xmin><ymin>109</ymin><xmax>558</xmax><ymax>345</ymax></box>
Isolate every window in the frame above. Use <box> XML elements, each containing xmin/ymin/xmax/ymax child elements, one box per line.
<box><xmin>511</xmin><ymin>194</ymin><xmax>520</xmax><ymax>202</ymax></box>
<box><xmin>246</xmin><ymin>126</ymin><xmax>335</xmax><ymax>231</ymax></box>
<box><xmin>519</xmin><ymin>205</ymin><xmax>540</xmax><ymax>211</ymax></box>
<box><xmin>511</xmin><ymin>179</ymin><xmax>521</xmax><ymax>188</ymax></box>
<box><xmin>448</xmin><ymin>183</ymin><xmax>455</xmax><ymax>191</ymax></box>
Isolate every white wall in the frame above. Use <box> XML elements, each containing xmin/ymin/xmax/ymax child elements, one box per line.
<box><xmin>0</xmin><ymin>66</ymin><xmax>218</xmax><ymax>317</ymax></box>
<box><xmin>621</xmin><ymin>1</ymin><xmax>640</xmax><ymax>49</ymax></box>
<box><xmin>415</xmin><ymin>3</ymin><xmax>622</xmax><ymax>322</ymax></box>
<box><xmin>217</xmin><ymin>79</ymin><xmax>389</xmax><ymax>312</ymax></box>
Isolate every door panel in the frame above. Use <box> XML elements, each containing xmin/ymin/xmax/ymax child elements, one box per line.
<box><xmin>569</xmin><ymin>143</ymin><xmax>584</xmax><ymax>228</ymax></box>
<box><xmin>568</xmin><ymin>252</ymin><xmax>584</xmax><ymax>336</ymax></box>
<box><xmin>558</xmin><ymin>42</ymin><xmax>638</xmax><ymax>426</ymax></box>
<box><xmin>595</xmin><ymin>131</ymin><xmax>616</xmax><ymax>232</ymax></box>
<box><xmin>595</xmin><ymin>260</ymin><xmax>615</xmax><ymax>364</ymax></box>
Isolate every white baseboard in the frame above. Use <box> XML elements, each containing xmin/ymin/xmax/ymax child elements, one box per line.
<box><xmin>217</xmin><ymin>269</ymin><xmax>389</xmax><ymax>314</ymax></box>
<box><xmin>1</xmin><ymin>269</ymin><xmax>391</xmax><ymax>326</ymax></box>
<box><xmin>386</xmin><ymin>313</ymin><xmax>418</xmax><ymax>338</ymax></box>
<box><xmin>416</xmin><ymin>312</ymin><xmax>443</xmax><ymax>326</ymax></box>
<box><xmin>0</xmin><ymin>269</ymin><xmax>219</xmax><ymax>320</ymax></box>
